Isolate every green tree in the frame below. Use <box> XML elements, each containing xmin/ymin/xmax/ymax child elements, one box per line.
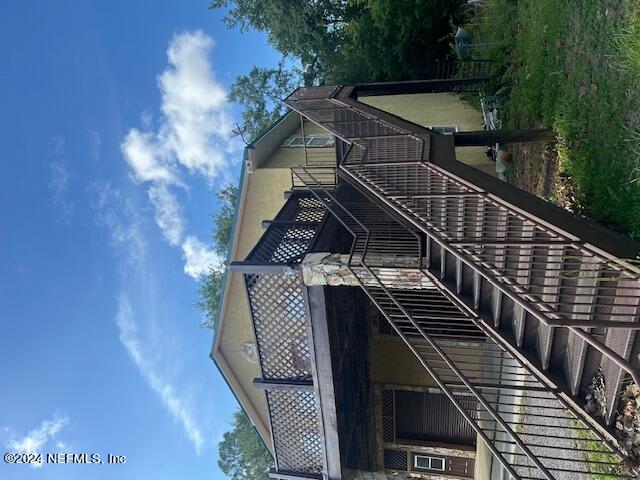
<box><xmin>343</xmin><ymin>0</ymin><xmax>466</xmax><ymax>82</ymax></box>
<box><xmin>210</xmin><ymin>0</ymin><xmax>465</xmax><ymax>84</ymax></box>
<box><xmin>196</xmin><ymin>185</ymin><xmax>239</xmax><ymax>329</ymax></box>
<box><xmin>218</xmin><ymin>409</ymin><xmax>273</xmax><ymax>480</ymax></box>
<box><xmin>228</xmin><ymin>61</ymin><xmax>302</xmax><ymax>140</ymax></box>
<box><xmin>210</xmin><ymin>0</ymin><xmax>361</xmax><ymax>84</ymax></box>
<box><xmin>211</xmin><ymin>185</ymin><xmax>239</xmax><ymax>257</ymax></box>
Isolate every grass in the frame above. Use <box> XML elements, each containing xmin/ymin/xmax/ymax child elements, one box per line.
<box><xmin>467</xmin><ymin>0</ymin><xmax>640</xmax><ymax>239</ymax></box>
<box><xmin>572</xmin><ymin>418</ymin><xmax>627</xmax><ymax>480</ymax></box>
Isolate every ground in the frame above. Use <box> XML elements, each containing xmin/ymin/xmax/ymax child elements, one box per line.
<box><xmin>467</xmin><ymin>0</ymin><xmax>640</xmax><ymax>239</ymax></box>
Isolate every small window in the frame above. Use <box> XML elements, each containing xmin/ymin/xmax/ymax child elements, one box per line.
<box><xmin>307</xmin><ymin>135</ymin><xmax>334</xmax><ymax>146</ymax></box>
<box><xmin>283</xmin><ymin>135</ymin><xmax>335</xmax><ymax>147</ymax></box>
<box><xmin>414</xmin><ymin>454</ymin><xmax>446</xmax><ymax>472</ymax></box>
<box><xmin>284</xmin><ymin>136</ymin><xmax>306</xmax><ymax>146</ymax></box>
<box><xmin>427</xmin><ymin>125</ymin><xmax>459</xmax><ymax>135</ymax></box>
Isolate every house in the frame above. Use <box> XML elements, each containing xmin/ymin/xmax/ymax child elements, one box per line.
<box><xmin>211</xmin><ymin>67</ymin><xmax>640</xmax><ymax>480</ymax></box>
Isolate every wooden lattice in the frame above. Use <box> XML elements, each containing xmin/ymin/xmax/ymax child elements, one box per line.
<box><xmin>267</xmin><ymin>390</ymin><xmax>324</xmax><ymax>473</ymax></box>
<box><xmin>246</xmin><ymin>273</ymin><xmax>312</xmax><ymax>380</ymax></box>
<box><xmin>246</xmin><ymin>193</ymin><xmax>326</xmax><ymax>264</ymax></box>
<box><xmin>275</xmin><ymin>195</ymin><xmax>326</xmax><ymax>223</ymax></box>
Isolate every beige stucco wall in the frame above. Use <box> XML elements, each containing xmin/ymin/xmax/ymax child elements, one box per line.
<box><xmin>370</xmin><ymin>337</ymin><xmax>489</xmax><ymax>389</ymax></box>
<box><xmin>360</xmin><ymin>93</ymin><xmax>495</xmax><ymax>177</ymax></box>
<box><xmin>371</xmin><ymin>338</ymin><xmax>438</xmax><ymax>387</ymax></box>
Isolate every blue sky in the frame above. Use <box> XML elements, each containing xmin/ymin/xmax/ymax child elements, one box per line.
<box><xmin>0</xmin><ymin>2</ymin><xmax>280</xmax><ymax>479</ymax></box>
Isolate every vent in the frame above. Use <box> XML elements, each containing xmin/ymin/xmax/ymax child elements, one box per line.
<box><xmin>384</xmin><ymin>449</ymin><xmax>408</xmax><ymax>471</ymax></box>
<box><xmin>381</xmin><ymin>389</ymin><xmax>395</xmax><ymax>442</ymax></box>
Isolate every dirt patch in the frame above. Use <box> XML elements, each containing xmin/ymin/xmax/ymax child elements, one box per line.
<box><xmin>504</xmin><ymin>141</ymin><xmax>576</xmax><ymax>211</ymax></box>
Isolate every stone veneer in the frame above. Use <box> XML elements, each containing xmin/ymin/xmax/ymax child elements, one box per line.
<box><xmin>301</xmin><ymin>252</ymin><xmax>433</xmax><ymax>289</ymax></box>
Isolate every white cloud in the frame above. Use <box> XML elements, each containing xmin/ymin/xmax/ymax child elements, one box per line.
<box><xmin>121</xmin><ymin>30</ymin><xmax>236</xmax><ymax>184</ymax></box>
<box><xmin>49</xmin><ymin>159</ymin><xmax>70</xmax><ymax>196</ymax></box>
<box><xmin>89</xmin><ymin>182</ymin><xmax>147</xmax><ymax>267</ymax></box>
<box><xmin>158</xmin><ymin>31</ymin><xmax>234</xmax><ymax>178</ymax></box>
<box><xmin>48</xmin><ymin>137</ymin><xmax>74</xmax><ymax>223</ymax></box>
<box><xmin>121</xmin><ymin>30</ymin><xmax>237</xmax><ymax>277</ymax></box>
<box><xmin>91</xmin><ymin>185</ymin><xmax>206</xmax><ymax>453</ymax></box>
<box><xmin>5</xmin><ymin>413</ymin><xmax>70</xmax><ymax>469</ymax></box>
<box><xmin>147</xmin><ymin>185</ymin><xmax>184</xmax><ymax>247</ymax></box>
<box><xmin>116</xmin><ymin>296</ymin><xmax>203</xmax><ymax>453</ymax></box>
<box><xmin>181</xmin><ymin>235</ymin><xmax>221</xmax><ymax>279</ymax></box>
<box><xmin>122</xmin><ymin>129</ymin><xmax>177</xmax><ymax>184</ymax></box>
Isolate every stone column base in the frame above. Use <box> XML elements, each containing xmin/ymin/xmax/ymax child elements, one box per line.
<box><xmin>301</xmin><ymin>252</ymin><xmax>433</xmax><ymax>289</ymax></box>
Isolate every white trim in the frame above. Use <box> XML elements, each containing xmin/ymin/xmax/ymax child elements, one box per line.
<box><xmin>414</xmin><ymin>454</ymin><xmax>446</xmax><ymax>471</ymax></box>
<box><xmin>426</xmin><ymin>125</ymin><xmax>459</xmax><ymax>135</ymax></box>
<box><xmin>282</xmin><ymin>134</ymin><xmax>335</xmax><ymax>147</ymax></box>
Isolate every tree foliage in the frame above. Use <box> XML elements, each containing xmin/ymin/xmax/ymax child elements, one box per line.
<box><xmin>210</xmin><ymin>0</ymin><xmax>359</xmax><ymax>83</ymax></box>
<box><xmin>343</xmin><ymin>0</ymin><xmax>466</xmax><ymax>82</ymax></box>
<box><xmin>211</xmin><ymin>185</ymin><xmax>239</xmax><ymax>257</ymax></box>
<box><xmin>196</xmin><ymin>185</ymin><xmax>239</xmax><ymax>330</ymax></box>
<box><xmin>218</xmin><ymin>409</ymin><xmax>273</xmax><ymax>480</ymax></box>
<box><xmin>211</xmin><ymin>0</ymin><xmax>465</xmax><ymax>85</ymax></box>
<box><xmin>228</xmin><ymin>62</ymin><xmax>302</xmax><ymax>140</ymax></box>
<box><xmin>215</xmin><ymin>0</ymin><xmax>465</xmax><ymax>144</ymax></box>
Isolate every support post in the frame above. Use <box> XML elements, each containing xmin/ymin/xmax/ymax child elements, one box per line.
<box><xmin>253</xmin><ymin>378</ymin><xmax>314</xmax><ymax>392</ymax></box>
<box><xmin>453</xmin><ymin>129</ymin><xmax>555</xmax><ymax>146</ymax></box>
<box><xmin>269</xmin><ymin>469</ymin><xmax>322</xmax><ymax>480</ymax></box>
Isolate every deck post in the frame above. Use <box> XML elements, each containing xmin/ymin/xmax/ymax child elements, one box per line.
<box><xmin>453</xmin><ymin>129</ymin><xmax>555</xmax><ymax>146</ymax></box>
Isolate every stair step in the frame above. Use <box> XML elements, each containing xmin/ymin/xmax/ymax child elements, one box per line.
<box><xmin>343</xmin><ymin>160</ymin><xmax>640</xmax><ymax>430</ymax></box>
<box><xmin>602</xmin><ymin>327</ymin><xmax>636</xmax><ymax>425</ymax></box>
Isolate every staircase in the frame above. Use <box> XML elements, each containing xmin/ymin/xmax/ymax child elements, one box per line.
<box><xmin>293</xmin><ymin>165</ymin><xmax>636</xmax><ymax>479</ymax></box>
<box><xmin>342</xmin><ymin>160</ymin><xmax>640</xmax><ymax>427</ymax></box>
<box><xmin>284</xmin><ymin>85</ymin><xmax>640</xmax><ymax>478</ymax></box>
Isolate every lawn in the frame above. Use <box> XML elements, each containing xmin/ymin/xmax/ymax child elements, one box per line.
<box><xmin>467</xmin><ymin>0</ymin><xmax>640</xmax><ymax>239</ymax></box>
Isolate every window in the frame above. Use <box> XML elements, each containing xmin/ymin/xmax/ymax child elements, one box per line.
<box><xmin>414</xmin><ymin>454</ymin><xmax>446</xmax><ymax>472</ymax></box>
<box><xmin>286</xmin><ymin>136</ymin><xmax>306</xmax><ymax>146</ymax></box>
<box><xmin>282</xmin><ymin>135</ymin><xmax>335</xmax><ymax>147</ymax></box>
<box><xmin>426</xmin><ymin>125</ymin><xmax>459</xmax><ymax>135</ymax></box>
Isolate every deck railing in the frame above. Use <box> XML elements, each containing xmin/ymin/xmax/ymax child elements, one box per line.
<box><xmin>235</xmin><ymin>192</ymin><xmax>329</xmax><ymax>478</ymax></box>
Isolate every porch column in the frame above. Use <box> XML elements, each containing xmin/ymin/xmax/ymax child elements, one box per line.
<box><xmin>453</xmin><ymin>129</ymin><xmax>555</xmax><ymax>146</ymax></box>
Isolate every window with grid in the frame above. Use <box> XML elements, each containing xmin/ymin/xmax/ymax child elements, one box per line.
<box><xmin>282</xmin><ymin>135</ymin><xmax>335</xmax><ymax>147</ymax></box>
<box><xmin>413</xmin><ymin>454</ymin><xmax>446</xmax><ymax>472</ymax></box>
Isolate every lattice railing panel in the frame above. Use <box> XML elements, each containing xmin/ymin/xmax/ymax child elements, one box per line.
<box><xmin>246</xmin><ymin>273</ymin><xmax>312</xmax><ymax>379</ymax></box>
<box><xmin>274</xmin><ymin>194</ymin><xmax>327</xmax><ymax>223</ymax></box>
<box><xmin>268</xmin><ymin>389</ymin><xmax>324</xmax><ymax>474</ymax></box>
<box><xmin>249</xmin><ymin>225</ymin><xmax>318</xmax><ymax>264</ymax></box>
<box><xmin>246</xmin><ymin>194</ymin><xmax>326</xmax><ymax>264</ymax></box>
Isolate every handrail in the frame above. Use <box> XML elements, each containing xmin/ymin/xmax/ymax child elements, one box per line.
<box><xmin>291</xmin><ymin>166</ymin><xmax>371</xmax><ymax>266</ymax></box>
<box><xmin>356</xmin><ymin>264</ymin><xmax>554</xmax><ymax>480</ymax></box>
